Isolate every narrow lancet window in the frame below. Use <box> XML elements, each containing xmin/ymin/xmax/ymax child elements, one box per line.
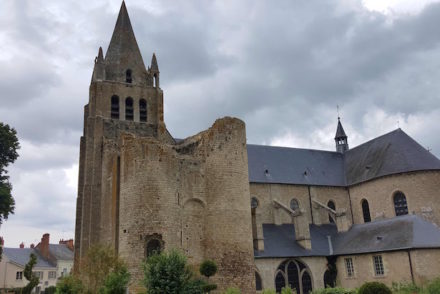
<box><xmin>394</xmin><ymin>191</ymin><xmax>408</xmax><ymax>216</ymax></box>
<box><xmin>328</xmin><ymin>200</ymin><xmax>336</xmax><ymax>223</ymax></box>
<box><xmin>139</xmin><ymin>99</ymin><xmax>147</xmax><ymax>122</ymax></box>
<box><xmin>362</xmin><ymin>199</ymin><xmax>371</xmax><ymax>223</ymax></box>
<box><xmin>125</xmin><ymin>97</ymin><xmax>134</xmax><ymax>121</ymax></box>
<box><xmin>111</xmin><ymin>95</ymin><xmax>119</xmax><ymax>119</ymax></box>
<box><xmin>126</xmin><ymin>69</ymin><xmax>132</xmax><ymax>83</ymax></box>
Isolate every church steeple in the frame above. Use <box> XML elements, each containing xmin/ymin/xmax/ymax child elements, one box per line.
<box><xmin>335</xmin><ymin>117</ymin><xmax>349</xmax><ymax>153</ymax></box>
<box><xmin>104</xmin><ymin>1</ymin><xmax>147</xmax><ymax>84</ymax></box>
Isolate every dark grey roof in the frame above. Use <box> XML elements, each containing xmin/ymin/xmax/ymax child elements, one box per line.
<box><xmin>332</xmin><ymin>214</ymin><xmax>440</xmax><ymax>255</ymax></box>
<box><xmin>344</xmin><ymin>129</ymin><xmax>440</xmax><ymax>185</ymax></box>
<box><xmin>49</xmin><ymin>244</ymin><xmax>74</xmax><ymax>260</ymax></box>
<box><xmin>247</xmin><ymin>129</ymin><xmax>440</xmax><ymax>186</ymax></box>
<box><xmin>335</xmin><ymin>119</ymin><xmax>347</xmax><ymax>139</ymax></box>
<box><xmin>3</xmin><ymin>248</ymin><xmax>54</xmax><ymax>268</ymax></box>
<box><xmin>255</xmin><ymin>215</ymin><xmax>440</xmax><ymax>258</ymax></box>
<box><xmin>247</xmin><ymin>145</ymin><xmax>345</xmax><ymax>186</ymax></box>
<box><xmin>255</xmin><ymin>224</ymin><xmax>337</xmax><ymax>258</ymax></box>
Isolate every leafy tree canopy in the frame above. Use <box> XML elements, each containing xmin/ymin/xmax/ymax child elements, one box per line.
<box><xmin>0</xmin><ymin>122</ymin><xmax>20</xmax><ymax>224</ymax></box>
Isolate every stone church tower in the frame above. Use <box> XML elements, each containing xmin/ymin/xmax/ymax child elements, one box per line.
<box><xmin>74</xmin><ymin>2</ymin><xmax>256</xmax><ymax>292</ymax></box>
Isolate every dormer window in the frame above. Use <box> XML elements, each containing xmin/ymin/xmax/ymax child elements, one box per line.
<box><xmin>126</xmin><ymin>69</ymin><xmax>132</xmax><ymax>83</ymax></box>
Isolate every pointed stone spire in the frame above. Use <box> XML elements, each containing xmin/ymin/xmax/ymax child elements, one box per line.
<box><xmin>97</xmin><ymin>47</ymin><xmax>104</xmax><ymax>62</ymax></box>
<box><xmin>335</xmin><ymin>117</ymin><xmax>349</xmax><ymax>153</ymax></box>
<box><xmin>104</xmin><ymin>1</ymin><xmax>147</xmax><ymax>83</ymax></box>
<box><xmin>151</xmin><ymin>53</ymin><xmax>159</xmax><ymax>71</ymax></box>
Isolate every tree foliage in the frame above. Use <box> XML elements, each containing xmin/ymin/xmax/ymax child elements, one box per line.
<box><xmin>199</xmin><ymin>259</ymin><xmax>218</xmax><ymax>293</ymax></box>
<box><xmin>79</xmin><ymin>245</ymin><xmax>127</xmax><ymax>293</ymax></box>
<box><xmin>22</xmin><ymin>253</ymin><xmax>39</xmax><ymax>294</ymax></box>
<box><xmin>56</xmin><ymin>275</ymin><xmax>84</xmax><ymax>294</ymax></box>
<box><xmin>358</xmin><ymin>282</ymin><xmax>391</xmax><ymax>294</ymax></box>
<box><xmin>143</xmin><ymin>249</ymin><xmax>206</xmax><ymax>294</ymax></box>
<box><xmin>99</xmin><ymin>265</ymin><xmax>131</xmax><ymax>294</ymax></box>
<box><xmin>0</xmin><ymin>122</ymin><xmax>20</xmax><ymax>224</ymax></box>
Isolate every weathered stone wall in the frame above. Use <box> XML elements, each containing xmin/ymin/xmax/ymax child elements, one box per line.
<box><xmin>409</xmin><ymin>249</ymin><xmax>440</xmax><ymax>285</ymax></box>
<box><xmin>348</xmin><ymin>171</ymin><xmax>440</xmax><ymax>225</ymax></box>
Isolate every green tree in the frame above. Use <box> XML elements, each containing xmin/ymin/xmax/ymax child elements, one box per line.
<box><xmin>79</xmin><ymin>245</ymin><xmax>126</xmax><ymax>293</ymax></box>
<box><xmin>0</xmin><ymin>122</ymin><xmax>20</xmax><ymax>225</ymax></box>
<box><xmin>22</xmin><ymin>253</ymin><xmax>39</xmax><ymax>294</ymax></box>
<box><xmin>56</xmin><ymin>275</ymin><xmax>84</xmax><ymax>294</ymax></box>
<box><xmin>143</xmin><ymin>249</ymin><xmax>202</xmax><ymax>294</ymax></box>
<box><xmin>99</xmin><ymin>265</ymin><xmax>130</xmax><ymax>294</ymax></box>
<box><xmin>358</xmin><ymin>281</ymin><xmax>391</xmax><ymax>294</ymax></box>
<box><xmin>199</xmin><ymin>259</ymin><xmax>218</xmax><ymax>293</ymax></box>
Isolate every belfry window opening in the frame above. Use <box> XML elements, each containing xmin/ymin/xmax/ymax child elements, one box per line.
<box><xmin>126</xmin><ymin>69</ymin><xmax>132</xmax><ymax>83</ymax></box>
<box><xmin>139</xmin><ymin>99</ymin><xmax>147</xmax><ymax>122</ymax></box>
<box><xmin>125</xmin><ymin>97</ymin><xmax>134</xmax><ymax>121</ymax></box>
<box><xmin>111</xmin><ymin>95</ymin><xmax>119</xmax><ymax>119</ymax></box>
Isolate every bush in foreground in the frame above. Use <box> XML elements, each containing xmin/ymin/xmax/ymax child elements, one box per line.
<box><xmin>312</xmin><ymin>287</ymin><xmax>356</xmax><ymax>294</ymax></box>
<box><xmin>424</xmin><ymin>278</ymin><xmax>440</xmax><ymax>294</ymax></box>
<box><xmin>358</xmin><ymin>281</ymin><xmax>391</xmax><ymax>294</ymax></box>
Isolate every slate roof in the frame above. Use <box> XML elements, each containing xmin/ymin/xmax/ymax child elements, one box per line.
<box><xmin>247</xmin><ymin>145</ymin><xmax>345</xmax><ymax>186</ymax></box>
<box><xmin>247</xmin><ymin>129</ymin><xmax>440</xmax><ymax>186</ymax></box>
<box><xmin>335</xmin><ymin>119</ymin><xmax>347</xmax><ymax>139</ymax></box>
<box><xmin>255</xmin><ymin>215</ymin><xmax>440</xmax><ymax>258</ymax></box>
<box><xmin>48</xmin><ymin>244</ymin><xmax>74</xmax><ymax>260</ymax></box>
<box><xmin>2</xmin><ymin>248</ymin><xmax>54</xmax><ymax>268</ymax></box>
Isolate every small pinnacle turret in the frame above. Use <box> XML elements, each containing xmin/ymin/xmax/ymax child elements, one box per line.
<box><xmin>150</xmin><ymin>53</ymin><xmax>160</xmax><ymax>87</ymax></box>
<box><xmin>335</xmin><ymin>117</ymin><xmax>349</xmax><ymax>153</ymax></box>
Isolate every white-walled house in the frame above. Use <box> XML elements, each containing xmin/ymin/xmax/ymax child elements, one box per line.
<box><xmin>0</xmin><ymin>234</ymin><xmax>73</xmax><ymax>293</ymax></box>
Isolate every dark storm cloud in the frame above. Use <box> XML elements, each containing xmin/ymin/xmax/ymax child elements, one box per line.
<box><xmin>1</xmin><ymin>0</ymin><xmax>440</xmax><ymax>246</ymax></box>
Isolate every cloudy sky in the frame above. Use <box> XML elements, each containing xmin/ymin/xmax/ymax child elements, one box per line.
<box><xmin>1</xmin><ymin>0</ymin><xmax>440</xmax><ymax>247</ymax></box>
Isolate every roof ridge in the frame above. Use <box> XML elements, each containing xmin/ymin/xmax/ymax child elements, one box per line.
<box><xmin>247</xmin><ymin>143</ymin><xmax>340</xmax><ymax>155</ymax></box>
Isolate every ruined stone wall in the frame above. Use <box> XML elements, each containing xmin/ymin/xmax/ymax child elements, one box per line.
<box><xmin>113</xmin><ymin>117</ymin><xmax>255</xmax><ymax>293</ymax></box>
<box><xmin>348</xmin><ymin>171</ymin><xmax>440</xmax><ymax>225</ymax></box>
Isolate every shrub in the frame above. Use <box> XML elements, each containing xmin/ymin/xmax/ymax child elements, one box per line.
<box><xmin>200</xmin><ymin>260</ymin><xmax>218</xmax><ymax>278</ymax></box>
<box><xmin>56</xmin><ymin>275</ymin><xmax>85</xmax><ymax>294</ymax></box>
<box><xmin>262</xmin><ymin>290</ymin><xmax>276</xmax><ymax>294</ymax></box>
<box><xmin>281</xmin><ymin>286</ymin><xmax>295</xmax><ymax>294</ymax></box>
<box><xmin>143</xmin><ymin>249</ymin><xmax>198</xmax><ymax>294</ymax></box>
<box><xmin>425</xmin><ymin>278</ymin><xmax>440</xmax><ymax>294</ymax></box>
<box><xmin>391</xmin><ymin>282</ymin><xmax>420</xmax><ymax>294</ymax></box>
<box><xmin>312</xmin><ymin>287</ymin><xmax>356</xmax><ymax>294</ymax></box>
<box><xmin>99</xmin><ymin>265</ymin><xmax>130</xmax><ymax>294</ymax></box>
<box><xmin>79</xmin><ymin>245</ymin><xmax>126</xmax><ymax>293</ymax></box>
<box><xmin>44</xmin><ymin>286</ymin><xmax>57</xmax><ymax>294</ymax></box>
<box><xmin>182</xmin><ymin>279</ymin><xmax>206</xmax><ymax>294</ymax></box>
<box><xmin>358</xmin><ymin>281</ymin><xmax>391</xmax><ymax>294</ymax></box>
<box><xmin>223</xmin><ymin>288</ymin><xmax>241</xmax><ymax>294</ymax></box>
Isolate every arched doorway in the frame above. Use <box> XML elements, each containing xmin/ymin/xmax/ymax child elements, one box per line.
<box><xmin>275</xmin><ymin>259</ymin><xmax>313</xmax><ymax>294</ymax></box>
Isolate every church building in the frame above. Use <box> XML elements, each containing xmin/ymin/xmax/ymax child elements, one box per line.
<box><xmin>74</xmin><ymin>2</ymin><xmax>440</xmax><ymax>293</ymax></box>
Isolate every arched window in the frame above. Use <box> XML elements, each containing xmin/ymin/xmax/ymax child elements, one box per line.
<box><xmin>328</xmin><ymin>201</ymin><xmax>336</xmax><ymax>223</ymax></box>
<box><xmin>361</xmin><ymin>199</ymin><xmax>371</xmax><ymax>223</ymax></box>
<box><xmin>111</xmin><ymin>95</ymin><xmax>119</xmax><ymax>119</ymax></box>
<box><xmin>139</xmin><ymin>99</ymin><xmax>147</xmax><ymax>122</ymax></box>
<box><xmin>126</xmin><ymin>69</ymin><xmax>132</xmax><ymax>83</ymax></box>
<box><xmin>394</xmin><ymin>191</ymin><xmax>408</xmax><ymax>216</ymax></box>
<box><xmin>290</xmin><ymin>199</ymin><xmax>300</xmax><ymax>211</ymax></box>
<box><xmin>145</xmin><ymin>239</ymin><xmax>161</xmax><ymax>257</ymax></box>
<box><xmin>251</xmin><ymin>197</ymin><xmax>259</xmax><ymax>209</ymax></box>
<box><xmin>275</xmin><ymin>272</ymin><xmax>286</xmax><ymax>293</ymax></box>
<box><xmin>125</xmin><ymin>97</ymin><xmax>133</xmax><ymax>121</ymax></box>
<box><xmin>255</xmin><ymin>272</ymin><xmax>262</xmax><ymax>291</ymax></box>
<box><xmin>275</xmin><ymin>259</ymin><xmax>313</xmax><ymax>294</ymax></box>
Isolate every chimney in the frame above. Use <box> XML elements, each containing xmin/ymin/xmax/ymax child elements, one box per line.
<box><xmin>30</xmin><ymin>244</ymin><xmax>35</xmax><ymax>249</ymax></box>
<box><xmin>335</xmin><ymin>211</ymin><xmax>351</xmax><ymax>233</ymax></box>
<box><xmin>39</xmin><ymin>233</ymin><xmax>50</xmax><ymax>259</ymax></box>
<box><xmin>59</xmin><ymin>239</ymin><xmax>74</xmax><ymax>251</ymax></box>
<box><xmin>19</xmin><ymin>242</ymin><xmax>25</xmax><ymax>249</ymax></box>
